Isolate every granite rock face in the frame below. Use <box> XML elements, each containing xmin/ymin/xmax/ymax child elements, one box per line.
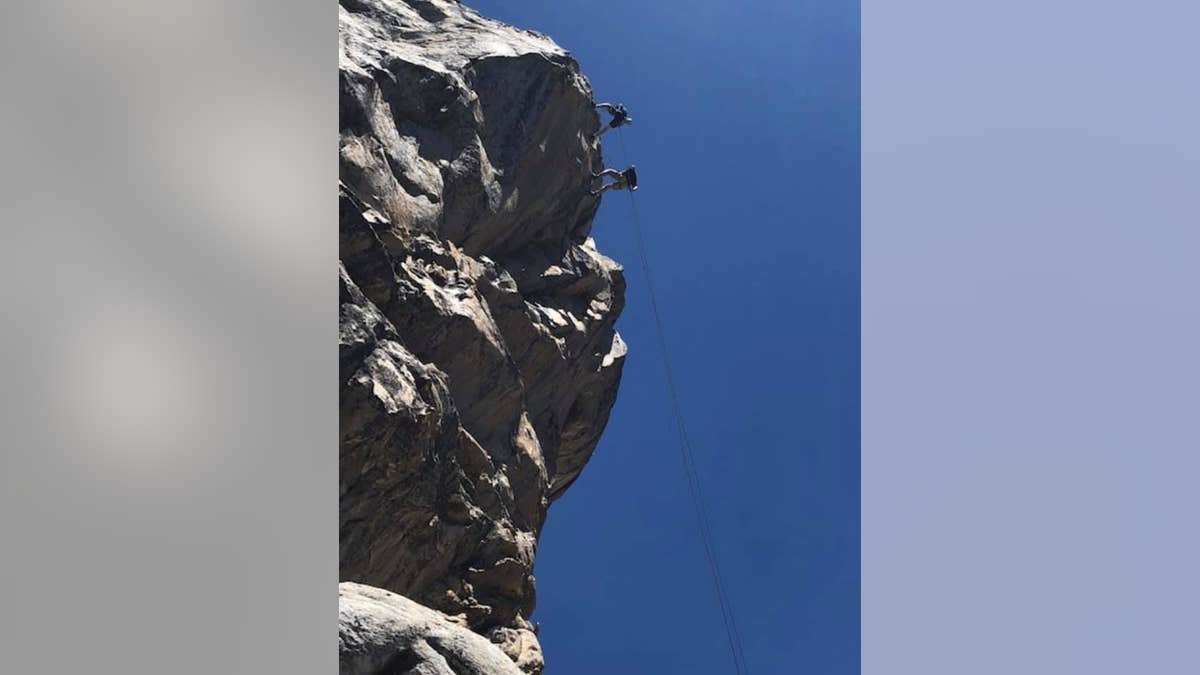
<box><xmin>339</xmin><ymin>1</ymin><xmax>626</xmax><ymax>672</ymax></box>
<box><xmin>340</xmin><ymin>583</ymin><xmax>527</xmax><ymax>675</ymax></box>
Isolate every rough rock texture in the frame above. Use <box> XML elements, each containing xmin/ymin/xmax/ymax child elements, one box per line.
<box><xmin>340</xmin><ymin>583</ymin><xmax>525</xmax><ymax>675</ymax></box>
<box><xmin>339</xmin><ymin>1</ymin><xmax>626</xmax><ymax>673</ymax></box>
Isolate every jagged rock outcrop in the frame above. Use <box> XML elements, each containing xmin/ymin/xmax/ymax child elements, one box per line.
<box><xmin>340</xmin><ymin>583</ymin><xmax>526</xmax><ymax>675</ymax></box>
<box><xmin>339</xmin><ymin>1</ymin><xmax>626</xmax><ymax>673</ymax></box>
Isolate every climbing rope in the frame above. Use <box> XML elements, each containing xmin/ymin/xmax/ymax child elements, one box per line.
<box><xmin>614</xmin><ymin>128</ymin><xmax>752</xmax><ymax>675</ymax></box>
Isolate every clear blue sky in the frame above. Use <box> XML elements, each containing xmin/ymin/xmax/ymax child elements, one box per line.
<box><xmin>469</xmin><ymin>2</ymin><xmax>859</xmax><ymax>672</ymax></box>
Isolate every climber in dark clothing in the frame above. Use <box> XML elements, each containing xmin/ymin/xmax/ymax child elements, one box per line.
<box><xmin>589</xmin><ymin>165</ymin><xmax>638</xmax><ymax>196</ymax></box>
<box><xmin>594</xmin><ymin>102</ymin><xmax>633</xmax><ymax>138</ymax></box>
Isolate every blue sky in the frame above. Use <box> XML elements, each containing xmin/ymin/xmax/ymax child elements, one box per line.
<box><xmin>469</xmin><ymin>1</ymin><xmax>860</xmax><ymax>672</ymax></box>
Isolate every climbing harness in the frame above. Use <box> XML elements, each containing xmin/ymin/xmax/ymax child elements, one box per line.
<box><xmin>614</xmin><ymin>128</ymin><xmax>752</xmax><ymax>675</ymax></box>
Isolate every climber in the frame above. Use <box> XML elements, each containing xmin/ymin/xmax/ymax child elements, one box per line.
<box><xmin>594</xmin><ymin>102</ymin><xmax>633</xmax><ymax>138</ymax></box>
<box><xmin>589</xmin><ymin>165</ymin><xmax>638</xmax><ymax>196</ymax></box>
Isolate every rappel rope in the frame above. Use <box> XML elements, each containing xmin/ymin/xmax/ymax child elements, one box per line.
<box><xmin>614</xmin><ymin>128</ymin><xmax>751</xmax><ymax>675</ymax></box>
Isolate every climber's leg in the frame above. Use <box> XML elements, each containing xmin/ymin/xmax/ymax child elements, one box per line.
<box><xmin>589</xmin><ymin>181</ymin><xmax>621</xmax><ymax>197</ymax></box>
<box><xmin>591</xmin><ymin>168</ymin><xmax>622</xmax><ymax>179</ymax></box>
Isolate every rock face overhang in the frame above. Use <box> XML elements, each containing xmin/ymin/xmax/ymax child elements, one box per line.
<box><xmin>339</xmin><ymin>1</ymin><xmax>627</xmax><ymax>673</ymax></box>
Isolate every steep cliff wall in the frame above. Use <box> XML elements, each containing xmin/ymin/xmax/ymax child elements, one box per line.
<box><xmin>339</xmin><ymin>1</ymin><xmax>626</xmax><ymax>672</ymax></box>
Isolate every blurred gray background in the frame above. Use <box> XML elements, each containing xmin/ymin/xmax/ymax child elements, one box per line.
<box><xmin>865</xmin><ymin>0</ymin><xmax>1199</xmax><ymax>672</ymax></box>
<box><xmin>1</xmin><ymin>1</ymin><xmax>335</xmax><ymax>673</ymax></box>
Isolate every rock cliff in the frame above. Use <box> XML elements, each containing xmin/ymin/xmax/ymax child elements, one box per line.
<box><xmin>339</xmin><ymin>1</ymin><xmax>626</xmax><ymax>672</ymax></box>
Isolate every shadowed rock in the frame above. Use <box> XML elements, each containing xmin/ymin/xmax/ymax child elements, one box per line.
<box><xmin>339</xmin><ymin>1</ymin><xmax>626</xmax><ymax>672</ymax></box>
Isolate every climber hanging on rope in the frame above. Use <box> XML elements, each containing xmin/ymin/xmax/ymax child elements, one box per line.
<box><xmin>594</xmin><ymin>102</ymin><xmax>633</xmax><ymax>138</ymax></box>
<box><xmin>589</xmin><ymin>165</ymin><xmax>638</xmax><ymax>196</ymax></box>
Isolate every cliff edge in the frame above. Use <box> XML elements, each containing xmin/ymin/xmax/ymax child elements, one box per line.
<box><xmin>339</xmin><ymin>1</ymin><xmax>626</xmax><ymax>672</ymax></box>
